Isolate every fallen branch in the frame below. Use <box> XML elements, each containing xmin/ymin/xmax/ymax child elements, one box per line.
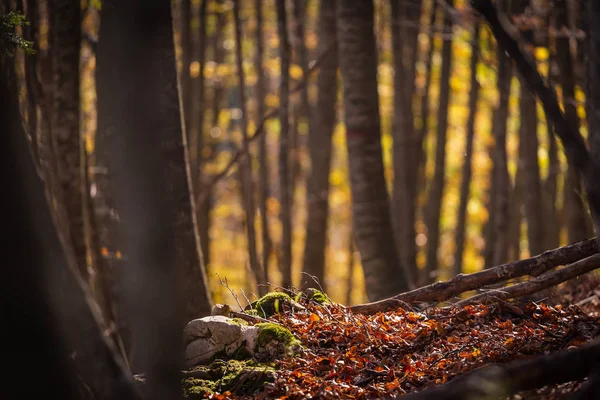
<box><xmin>195</xmin><ymin>39</ymin><xmax>336</xmax><ymax>206</ymax></box>
<box><xmin>401</xmin><ymin>339</ymin><xmax>600</xmax><ymax>400</ymax></box>
<box><xmin>349</xmin><ymin>238</ymin><xmax>597</xmax><ymax>315</ymax></box>
<box><xmin>456</xmin><ymin>254</ymin><xmax>600</xmax><ymax>307</ymax></box>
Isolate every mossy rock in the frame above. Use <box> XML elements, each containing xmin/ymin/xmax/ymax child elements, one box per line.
<box><xmin>182</xmin><ymin>359</ymin><xmax>275</xmax><ymax>398</ymax></box>
<box><xmin>254</xmin><ymin>322</ymin><xmax>301</xmax><ymax>361</ymax></box>
<box><xmin>247</xmin><ymin>292</ymin><xmax>304</xmax><ymax>318</ymax></box>
<box><xmin>302</xmin><ymin>288</ymin><xmax>330</xmax><ymax>304</ymax></box>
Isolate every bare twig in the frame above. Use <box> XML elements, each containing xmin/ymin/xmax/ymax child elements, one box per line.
<box><xmin>195</xmin><ymin>39</ymin><xmax>336</xmax><ymax>207</ymax></box>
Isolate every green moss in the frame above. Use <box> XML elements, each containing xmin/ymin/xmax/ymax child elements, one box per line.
<box><xmin>251</xmin><ymin>292</ymin><xmax>293</xmax><ymax>318</ymax></box>
<box><xmin>182</xmin><ymin>359</ymin><xmax>275</xmax><ymax>398</ymax></box>
<box><xmin>230</xmin><ymin>317</ymin><xmax>249</xmax><ymax>326</ymax></box>
<box><xmin>306</xmin><ymin>288</ymin><xmax>330</xmax><ymax>304</ymax></box>
<box><xmin>254</xmin><ymin>322</ymin><xmax>300</xmax><ymax>361</ymax></box>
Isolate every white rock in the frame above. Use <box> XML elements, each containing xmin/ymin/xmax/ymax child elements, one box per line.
<box><xmin>183</xmin><ymin>316</ymin><xmax>259</xmax><ymax>368</ymax></box>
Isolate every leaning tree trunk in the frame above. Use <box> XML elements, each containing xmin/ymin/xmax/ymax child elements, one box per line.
<box><xmin>556</xmin><ymin>0</ymin><xmax>593</xmax><ymax>242</ymax></box>
<box><xmin>336</xmin><ymin>0</ymin><xmax>409</xmax><ymax>300</ymax></box>
<box><xmin>301</xmin><ymin>0</ymin><xmax>337</xmax><ymax>290</ymax></box>
<box><xmin>423</xmin><ymin>0</ymin><xmax>453</xmax><ymax>284</ymax></box>
<box><xmin>52</xmin><ymin>0</ymin><xmax>87</xmax><ymax>280</ymax></box>
<box><xmin>97</xmin><ymin>0</ymin><xmax>212</xmax><ymax>334</ymax></box>
<box><xmin>1</xmin><ymin>20</ymin><xmax>141</xmax><ymax>398</ymax></box>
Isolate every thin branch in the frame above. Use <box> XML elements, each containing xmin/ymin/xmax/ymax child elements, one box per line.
<box><xmin>195</xmin><ymin>40</ymin><xmax>336</xmax><ymax>207</ymax></box>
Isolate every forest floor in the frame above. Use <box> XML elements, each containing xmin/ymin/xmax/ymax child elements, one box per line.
<box><xmin>183</xmin><ymin>274</ymin><xmax>600</xmax><ymax>399</ymax></box>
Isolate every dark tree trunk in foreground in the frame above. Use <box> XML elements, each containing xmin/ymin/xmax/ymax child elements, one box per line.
<box><xmin>52</xmin><ymin>0</ymin><xmax>87</xmax><ymax>279</ymax></box>
<box><xmin>556</xmin><ymin>0</ymin><xmax>593</xmax><ymax>242</ymax></box>
<box><xmin>424</xmin><ymin>0</ymin><xmax>453</xmax><ymax>283</ymax></box>
<box><xmin>1</xmin><ymin>27</ymin><xmax>141</xmax><ymax>399</ymax></box>
<box><xmin>302</xmin><ymin>0</ymin><xmax>337</xmax><ymax>290</ymax></box>
<box><xmin>337</xmin><ymin>0</ymin><xmax>409</xmax><ymax>300</ymax></box>
<box><xmin>276</xmin><ymin>0</ymin><xmax>293</xmax><ymax>289</ymax></box>
<box><xmin>453</xmin><ymin>23</ymin><xmax>480</xmax><ymax>276</ymax></box>
<box><xmin>98</xmin><ymin>0</ymin><xmax>211</xmax><ymax>385</ymax></box>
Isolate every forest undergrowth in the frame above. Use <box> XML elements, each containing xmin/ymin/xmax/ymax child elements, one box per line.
<box><xmin>183</xmin><ymin>274</ymin><xmax>600</xmax><ymax>399</ymax></box>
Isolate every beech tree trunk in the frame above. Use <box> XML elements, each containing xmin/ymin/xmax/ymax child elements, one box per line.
<box><xmin>276</xmin><ymin>0</ymin><xmax>293</xmax><ymax>289</ymax></box>
<box><xmin>302</xmin><ymin>0</ymin><xmax>337</xmax><ymax>290</ymax></box>
<box><xmin>255</xmin><ymin>0</ymin><xmax>272</xmax><ymax>282</ymax></box>
<box><xmin>97</xmin><ymin>0</ymin><xmax>212</xmax><ymax>346</ymax></box>
<box><xmin>233</xmin><ymin>0</ymin><xmax>265</xmax><ymax>294</ymax></box>
<box><xmin>453</xmin><ymin>24</ymin><xmax>480</xmax><ymax>276</ymax></box>
<box><xmin>556</xmin><ymin>0</ymin><xmax>593</xmax><ymax>242</ymax></box>
<box><xmin>337</xmin><ymin>0</ymin><xmax>409</xmax><ymax>300</ymax></box>
<box><xmin>424</xmin><ymin>0</ymin><xmax>453</xmax><ymax>283</ymax></box>
<box><xmin>52</xmin><ymin>0</ymin><xmax>87</xmax><ymax>279</ymax></box>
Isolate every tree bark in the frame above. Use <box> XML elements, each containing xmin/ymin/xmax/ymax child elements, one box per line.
<box><xmin>301</xmin><ymin>0</ymin><xmax>337</xmax><ymax>291</ymax></box>
<box><xmin>337</xmin><ymin>0</ymin><xmax>409</xmax><ymax>300</ymax></box>
<box><xmin>276</xmin><ymin>0</ymin><xmax>293</xmax><ymax>289</ymax></box>
<box><xmin>52</xmin><ymin>0</ymin><xmax>86</xmax><ymax>280</ymax></box>
<box><xmin>1</xmin><ymin>22</ymin><xmax>142</xmax><ymax>398</ymax></box>
<box><xmin>490</xmin><ymin>36</ymin><xmax>513</xmax><ymax>267</ymax></box>
<box><xmin>519</xmin><ymin>85</ymin><xmax>544</xmax><ymax>256</ymax></box>
<box><xmin>233</xmin><ymin>0</ymin><xmax>265</xmax><ymax>295</ymax></box>
<box><xmin>390</xmin><ymin>0</ymin><xmax>419</xmax><ymax>287</ymax></box>
<box><xmin>453</xmin><ymin>24</ymin><xmax>480</xmax><ymax>276</ymax></box>
<box><xmin>97</xmin><ymin>0</ymin><xmax>212</xmax><ymax>360</ymax></box>
<box><xmin>349</xmin><ymin>237</ymin><xmax>598</xmax><ymax>314</ymax></box>
<box><xmin>555</xmin><ymin>0</ymin><xmax>593</xmax><ymax>242</ymax></box>
<box><xmin>255</xmin><ymin>0</ymin><xmax>271</xmax><ymax>283</ymax></box>
<box><xmin>424</xmin><ymin>0</ymin><xmax>453</xmax><ymax>283</ymax></box>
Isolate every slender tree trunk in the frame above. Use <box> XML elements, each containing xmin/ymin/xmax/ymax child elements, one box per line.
<box><xmin>390</xmin><ymin>0</ymin><xmax>416</xmax><ymax>287</ymax></box>
<box><xmin>192</xmin><ymin>0</ymin><xmax>207</xmax><ymax>191</ymax></box>
<box><xmin>197</xmin><ymin>0</ymin><xmax>215</xmax><ymax>269</ymax></box>
<box><xmin>453</xmin><ymin>23</ymin><xmax>480</xmax><ymax>276</ymax></box>
<box><xmin>255</xmin><ymin>0</ymin><xmax>271</xmax><ymax>284</ymax></box>
<box><xmin>556</xmin><ymin>0</ymin><xmax>593</xmax><ymax>242</ymax></box>
<box><xmin>507</xmin><ymin>168</ymin><xmax>523</xmax><ymax>260</ymax></box>
<box><xmin>424</xmin><ymin>0</ymin><xmax>453</xmax><ymax>284</ymax></box>
<box><xmin>544</xmin><ymin>14</ymin><xmax>560</xmax><ymax>250</ymax></box>
<box><xmin>490</xmin><ymin>42</ymin><xmax>513</xmax><ymax>266</ymax></box>
<box><xmin>345</xmin><ymin>225</ymin><xmax>355</xmax><ymax>306</ymax></box>
<box><xmin>337</xmin><ymin>0</ymin><xmax>409</xmax><ymax>300</ymax></box>
<box><xmin>585</xmin><ymin>1</ymin><xmax>600</xmax><ymax>175</ymax></box>
<box><xmin>276</xmin><ymin>0</ymin><xmax>293</xmax><ymax>289</ymax></box>
<box><xmin>301</xmin><ymin>0</ymin><xmax>337</xmax><ymax>290</ymax></box>
<box><xmin>290</xmin><ymin>0</ymin><xmax>308</xmax><ymax>207</ymax></box>
<box><xmin>180</xmin><ymin>0</ymin><xmax>192</xmax><ymax>143</ymax></box>
<box><xmin>519</xmin><ymin>86</ymin><xmax>544</xmax><ymax>255</ymax></box>
<box><xmin>415</xmin><ymin>1</ymin><xmax>438</xmax><ymax>199</ymax></box>
<box><xmin>233</xmin><ymin>0</ymin><xmax>265</xmax><ymax>295</ymax></box>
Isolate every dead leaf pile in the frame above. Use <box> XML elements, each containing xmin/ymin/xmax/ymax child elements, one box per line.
<box><xmin>204</xmin><ymin>292</ymin><xmax>600</xmax><ymax>400</ymax></box>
